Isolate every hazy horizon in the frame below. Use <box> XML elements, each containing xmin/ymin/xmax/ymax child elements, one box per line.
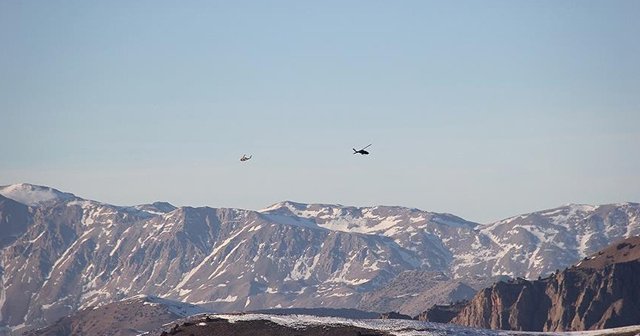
<box><xmin>2</xmin><ymin>1</ymin><xmax>639</xmax><ymax>223</ymax></box>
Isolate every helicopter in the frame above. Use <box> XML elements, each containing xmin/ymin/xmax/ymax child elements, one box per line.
<box><xmin>353</xmin><ymin>144</ymin><xmax>372</xmax><ymax>155</ymax></box>
<box><xmin>240</xmin><ymin>154</ymin><xmax>252</xmax><ymax>162</ymax></box>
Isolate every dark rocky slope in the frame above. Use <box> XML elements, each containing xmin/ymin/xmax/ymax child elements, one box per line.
<box><xmin>154</xmin><ymin>318</ymin><xmax>390</xmax><ymax>336</ymax></box>
<box><xmin>0</xmin><ymin>195</ymin><xmax>31</xmax><ymax>248</ymax></box>
<box><xmin>248</xmin><ymin>307</ymin><xmax>379</xmax><ymax>319</ymax></box>
<box><xmin>414</xmin><ymin>300</ymin><xmax>468</xmax><ymax>323</ymax></box>
<box><xmin>24</xmin><ymin>296</ymin><xmax>204</xmax><ymax>336</ymax></box>
<box><xmin>357</xmin><ymin>271</ymin><xmax>480</xmax><ymax>316</ymax></box>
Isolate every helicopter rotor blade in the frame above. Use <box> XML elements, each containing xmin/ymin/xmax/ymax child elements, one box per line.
<box><xmin>361</xmin><ymin>144</ymin><xmax>372</xmax><ymax>150</ymax></box>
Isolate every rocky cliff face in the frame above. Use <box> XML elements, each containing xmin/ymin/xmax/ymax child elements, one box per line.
<box><xmin>414</xmin><ymin>300</ymin><xmax>468</xmax><ymax>323</ymax></box>
<box><xmin>450</xmin><ymin>236</ymin><xmax>640</xmax><ymax>331</ymax></box>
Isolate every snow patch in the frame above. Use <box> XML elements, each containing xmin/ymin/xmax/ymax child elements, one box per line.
<box><xmin>213</xmin><ymin>314</ymin><xmax>640</xmax><ymax>336</ymax></box>
<box><xmin>213</xmin><ymin>295</ymin><xmax>237</xmax><ymax>303</ymax></box>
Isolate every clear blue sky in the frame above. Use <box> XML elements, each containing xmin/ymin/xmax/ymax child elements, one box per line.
<box><xmin>1</xmin><ymin>1</ymin><xmax>639</xmax><ymax>223</ymax></box>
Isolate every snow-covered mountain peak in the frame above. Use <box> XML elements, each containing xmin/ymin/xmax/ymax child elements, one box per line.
<box><xmin>0</xmin><ymin>183</ymin><xmax>76</xmax><ymax>206</ymax></box>
<box><xmin>558</xmin><ymin>203</ymin><xmax>598</xmax><ymax>213</ymax></box>
<box><xmin>134</xmin><ymin>201</ymin><xmax>178</xmax><ymax>215</ymax></box>
<box><xmin>259</xmin><ymin>200</ymin><xmax>330</xmax><ymax>214</ymax></box>
<box><xmin>489</xmin><ymin>203</ymin><xmax>600</xmax><ymax>227</ymax></box>
<box><xmin>535</xmin><ymin>204</ymin><xmax>599</xmax><ymax>226</ymax></box>
<box><xmin>258</xmin><ymin>201</ymin><xmax>477</xmax><ymax>236</ymax></box>
<box><xmin>258</xmin><ymin>201</ymin><xmax>285</xmax><ymax>213</ymax></box>
<box><xmin>562</xmin><ymin>202</ymin><xmax>597</xmax><ymax>209</ymax></box>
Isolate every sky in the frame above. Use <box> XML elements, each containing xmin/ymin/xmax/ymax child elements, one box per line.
<box><xmin>1</xmin><ymin>1</ymin><xmax>639</xmax><ymax>223</ymax></box>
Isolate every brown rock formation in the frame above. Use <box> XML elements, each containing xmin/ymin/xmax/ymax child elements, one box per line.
<box><xmin>414</xmin><ymin>300</ymin><xmax>468</xmax><ymax>323</ymax></box>
<box><xmin>450</xmin><ymin>236</ymin><xmax>640</xmax><ymax>331</ymax></box>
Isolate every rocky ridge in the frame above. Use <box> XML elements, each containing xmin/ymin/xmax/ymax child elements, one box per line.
<box><xmin>23</xmin><ymin>295</ymin><xmax>204</xmax><ymax>336</ymax></box>
<box><xmin>430</xmin><ymin>236</ymin><xmax>640</xmax><ymax>331</ymax></box>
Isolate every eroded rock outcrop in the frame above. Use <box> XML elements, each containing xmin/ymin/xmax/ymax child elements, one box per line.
<box><xmin>414</xmin><ymin>300</ymin><xmax>468</xmax><ymax>323</ymax></box>
<box><xmin>450</xmin><ymin>236</ymin><xmax>640</xmax><ymax>331</ymax></box>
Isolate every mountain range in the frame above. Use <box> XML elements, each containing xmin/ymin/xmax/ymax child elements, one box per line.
<box><xmin>0</xmin><ymin>183</ymin><xmax>639</xmax><ymax>334</ymax></box>
<box><xmin>26</xmin><ymin>236</ymin><xmax>640</xmax><ymax>336</ymax></box>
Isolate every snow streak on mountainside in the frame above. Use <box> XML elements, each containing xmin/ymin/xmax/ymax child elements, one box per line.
<box><xmin>0</xmin><ymin>184</ymin><xmax>639</xmax><ymax>333</ymax></box>
<box><xmin>477</xmin><ymin>203</ymin><xmax>640</xmax><ymax>278</ymax></box>
<box><xmin>262</xmin><ymin>200</ymin><xmax>640</xmax><ymax>279</ymax></box>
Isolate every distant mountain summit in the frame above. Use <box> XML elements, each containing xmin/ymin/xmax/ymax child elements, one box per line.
<box><xmin>133</xmin><ymin>201</ymin><xmax>178</xmax><ymax>215</ymax></box>
<box><xmin>0</xmin><ymin>183</ymin><xmax>639</xmax><ymax>334</ymax></box>
<box><xmin>475</xmin><ymin>202</ymin><xmax>640</xmax><ymax>278</ymax></box>
<box><xmin>0</xmin><ymin>183</ymin><xmax>76</xmax><ymax>206</ymax></box>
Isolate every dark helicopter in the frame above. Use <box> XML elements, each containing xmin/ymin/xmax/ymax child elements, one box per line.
<box><xmin>353</xmin><ymin>144</ymin><xmax>372</xmax><ymax>155</ymax></box>
<box><xmin>240</xmin><ymin>154</ymin><xmax>252</xmax><ymax>162</ymax></box>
